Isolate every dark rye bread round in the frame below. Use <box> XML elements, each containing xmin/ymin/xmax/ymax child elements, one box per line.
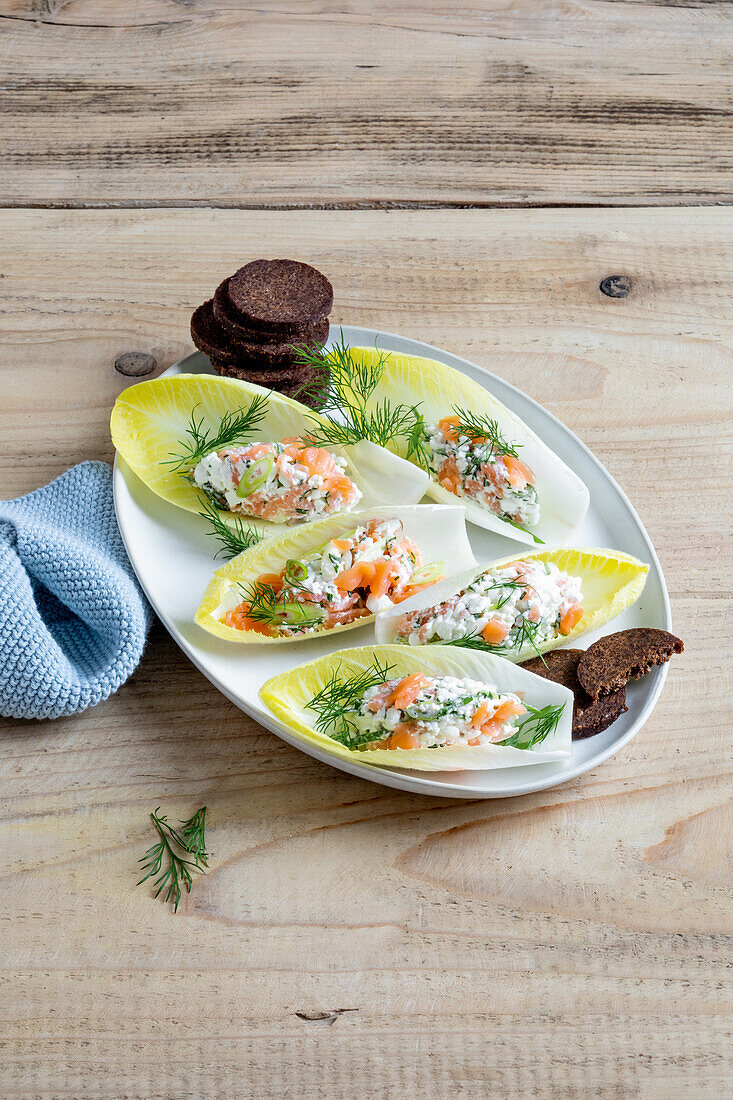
<box><xmin>193</xmin><ymin>298</ymin><xmax>328</xmax><ymax>368</ymax></box>
<box><xmin>208</xmin><ymin>353</ymin><xmax>307</xmax><ymax>387</ymax></box>
<box><xmin>520</xmin><ymin>649</ymin><xmax>628</xmax><ymax>740</ymax></box>
<box><xmin>209</xmin><ymin>357</ymin><xmax>328</xmax><ymax>410</ymax></box>
<box><xmin>191</xmin><ymin>300</ymin><xmax>239</xmax><ymax>365</ymax></box>
<box><xmin>213</xmin><ymin>280</ymin><xmax>329</xmax><ymax>349</ymax></box>
<box><xmin>227</xmin><ymin>259</ymin><xmax>333</xmax><ymax>333</ymax></box>
<box><xmin>577</xmin><ymin>628</ymin><xmax>684</xmax><ymax>701</ymax></box>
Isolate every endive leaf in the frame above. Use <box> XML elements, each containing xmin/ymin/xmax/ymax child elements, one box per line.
<box><xmin>260</xmin><ymin>644</ymin><xmax>573</xmax><ymax>771</ymax></box>
<box><xmin>195</xmin><ymin>505</ymin><xmax>476</xmax><ymax>644</ymax></box>
<box><xmin>354</xmin><ymin>347</ymin><xmax>590</xmax><ymax>545</ymax></box>
<box><xmin>375</xmin><ymin>547</ymin><xmax>649</xmax><ymax>660</ymax></box>
<box><xmin>110</xmin><ymin>374</ymin><xmax>429</xmax><ymax>536</ymax></box>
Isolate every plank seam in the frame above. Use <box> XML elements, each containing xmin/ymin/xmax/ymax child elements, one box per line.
<box><xmin>0</xmin><ymin>199</ymin><xmax>731</xmax><ymax>211</ymax></box>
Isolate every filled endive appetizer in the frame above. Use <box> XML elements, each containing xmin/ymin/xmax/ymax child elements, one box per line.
<box><xmin>260</xmin><ymin>645</ymin><xmax>573</xmax><ymax>771</ymax></box>
<box><xmin>196</xmin><ymin>505</ymin><xmax>476</xmax><ymax>643</ymax></box>
<box><xmin>110</xmin><ymin>373</ymin><xmax>429</xmax><ymax>533</ymax></box>
<box><xmin>293</xmin><ymin>341</ymin><xmax>589</xmax><ymax>545</ymax></box>
<box><xmin>376</xmin><ymin>547</ymin><xmax>648</xmax><ymax>661</ymax></box>
<box><xmin>192</xmin><ymin>439</ymin><xmax>360</xmax><ymax>524</ymax></box>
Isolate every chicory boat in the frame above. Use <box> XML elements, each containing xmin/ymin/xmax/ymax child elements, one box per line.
<box><xmin>110</xmin><ymin>373</ymin><xmax>429</xmax><ymax>534</ymax></box>
<box><xmin>355</xmin><ymin>347</ymin><xmax>590</xmax><ymax>545</ymax></box>
<box><xmin>195</xmin><ymin>505</ymin><xmax>476</xmax><ymax>644</ymax></box>
<box><xmin>260</xmin><ymin>644</ymin><xmax>573</xmax><ymax>771</ymax></box>
<box><xmin>375</xmin><ymin>547</ymin><xmax>649</xmax><ymax>661</ymax></box>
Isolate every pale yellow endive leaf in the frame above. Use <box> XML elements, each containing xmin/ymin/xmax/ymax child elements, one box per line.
<box><xmin>195</xmin><ymin>505</ymin><xmax>476</xmax><ymax>644</ymax></box>
<box><xmin>375</xmin><ymin>546</ymin><xmax>649</xmax><ymax>660</ymax></box>
<box><xmin>110</xmin><ymin>373</ymin><xmax>429</xmax><ymax>537</ymax></box>
<box><xmin>353</xmin><ymin>347</ymin><xmax>590</xmax><ymax>545</ymax></box>
<box><xmin>260</xmin><ymin>644</ymin><xmax>573</xmax><ymax>772</ymax></box>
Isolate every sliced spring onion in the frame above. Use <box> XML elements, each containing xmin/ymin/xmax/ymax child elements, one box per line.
<box><xmin>408</xmin><ymin>560</ymin><xmax>445</xmax><ymax>587</ymax></box>
<box><xmin>284</xmin><ymin>559</ymin><xmax>308</xmax><ymax>584</ymax></box>
<box><xmin>236</xmin><ymin>454</ymin><xmax>274</xmax><ymax>498</ymax></box>
<box><xmin>280</xmin><ymin>602</ymin><xmax>326</xmax><ymax>626</ymax></box>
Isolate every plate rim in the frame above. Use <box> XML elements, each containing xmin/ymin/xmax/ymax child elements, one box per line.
<box><xmin>113</xmin><ymin>326</ymin><xmax>671</xmax><ymax>799</ymax></box>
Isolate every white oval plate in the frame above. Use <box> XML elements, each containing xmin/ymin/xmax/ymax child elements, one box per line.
<box><xmin>113</xmin><ymin>326</ymin><xmax>672</xmax><ymax>799</ymax></box>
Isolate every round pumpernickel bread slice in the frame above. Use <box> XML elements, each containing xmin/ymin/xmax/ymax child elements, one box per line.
<box><xmin>193</xmin><ymin>299</ymin><xmax>327</xmax><ymax>368</ymax></box>
<box><xmin>226</xmin><ymin>259</ymin><xmax>333</xmax><ymax>332</ymax></box>
<box><xmin>520</xmin><ymin>649</ymin><xmax>628</xmax><ymax>740</ymax></box>
<box><xmin>213</xmin><ymin>280</ymin><xmax>329</xmax><ymax>349</ymax></box>
<box><xmin>577</xmin><ymin>628</ymin><xmax>684</xmax><ymax>700</ymax></box>
<box><xmin>208</xmin><ymin>353</ymin><xmax>309</xmax><ymax>387</ymax></box>
<box><xmin>209</xmin><ymin>357</ymin><xmax>329</xmax><ymax>410</ymax></box>
<box><xmin>191</xmin><ymin>300</ymin><xmax>239</xmax><ymax>365</ymax></box>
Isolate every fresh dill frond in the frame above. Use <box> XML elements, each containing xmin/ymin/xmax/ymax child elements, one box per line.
<box><xmin>498</xmin><ymin>515</ymin><xmax>545</xmax><ymax>544</ymax></box>
<box><xmin>405</xmin><ymin>409</ymin><xmax>432</xmax><ymax>470</ymax></box>
<box><xmin>237</xmin><ymin>580</ymin><xmax>326</xmax><ymax>633</ymax></box>
<box><xmin>179</xmin><ymin>807</ymin><xmax>209</xmax><ymax>867</ymax></box>
<box><xmin>237</xmin><ymin>581</ymin><xmax>285</xmax><ymax>629</ymax></box>
<box><xmin>441</xmin><ymin>630</ymin><xmax>501</xmax><ymax>652</ymax></box>
<box><xmin>441</xmin><ymin>619</ymin><xmax>548</xmax><ymax>666</ymax></box>
<box><xmin>291</xmin><ymin>332</ymin><xmax>426</xmax><ymax>455</ymax></box>
<box><xmin>137</xmin><ymin>807</ymin><xmax>209</xmax><ymax>913</ymax></box>
<box><xmin>451</xmin><ymin>405</ymin><xmax>521</xmax><ymax>459</ymax></box>
<box><xmin>197</xmin><ymin>497</ymin><xmax>261</xmax><ymax>559</ymax></box>
<box><xmin>305</xmin><ymin>656</ymin><xmax>397</xmax><ymax>743</ymax></box>
<box><xmin>511</xmin><ymin>615</ymin><xmax>547</xmax><ymax>661</ymax></box>
<box><xmin>497</xmin><ymin>702</ymin><xmax>565</xmax><ymax>749</ymax></box>
<box><xmin>166</xmin><ymin>392</ymin><xmax>270</xmax><ymax>470</ymax></box>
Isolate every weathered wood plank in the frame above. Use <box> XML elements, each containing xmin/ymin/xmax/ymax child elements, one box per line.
<box><xmin>1</xmin><ymin>1</ymin><xmax>732</xmax><ymax>206</ymax></box>
<box><xmin>0</xmin><ymin>207</ymin><xmax>731</xmax><ymax>1097</ymax></box>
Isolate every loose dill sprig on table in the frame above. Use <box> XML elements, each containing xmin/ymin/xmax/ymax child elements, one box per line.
<box><xmin>450</xmin><ymin>405</ymin><xmax>521</xmax><ymax>459</ymax></box>
<box><xmin>137</xmin><ymin>807</ymin><xmax>210</xmax><ymax>913</ymax></box>
<box><xmin>179</xmin><ymin>807</ymin><xmax>209</xmax><ymax>867</ymax></box>
<box><xmin>290</xmin><ymin>333</ymin><xmax>427</xmax><ymax>455</ymax></box>
<box><xmin>497</xmin><ymin>702</ymin><xmax>565</xmax><ymax>750</ymax></box>
<box><xmin>305</xmin><ymin>656</ymin><xmax>397</xmax><ymax>743</ymax></box>
<box><xmin>166</xmin><ymin>392</ymin><xmax>270</xmax><ymax>470</ymax></box>
<box><xmin>198</xmin><ymin>497</ymin><xmax>261</xmax><ymax>559</ymax></box>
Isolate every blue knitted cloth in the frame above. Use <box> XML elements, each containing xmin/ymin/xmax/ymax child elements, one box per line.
<box><xmin>0</xmin><ymin>462</ymin><xmax>151</xmax><ymax>720</ymax></box>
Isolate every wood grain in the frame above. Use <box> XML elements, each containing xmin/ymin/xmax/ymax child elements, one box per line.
<box><xmin>0</xmin><ymin>208</ymin><xmax>731</xmax><ymax>1097</ymax></box>
<box><xmin>1</xmin><ymin>1</ymin><xmax>732</xmax><ymax>207</ymax></box>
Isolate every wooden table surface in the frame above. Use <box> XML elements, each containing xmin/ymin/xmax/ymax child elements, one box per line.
<box><xmin>1</xmin><ymin>5</ymin><xmax>732</xmax><ymax>1099</ymax></box>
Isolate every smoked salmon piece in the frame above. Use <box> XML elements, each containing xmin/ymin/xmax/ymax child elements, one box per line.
<box><xmin>389</xmin><ymin>723</ymin><xmax>422</xmax><ymax>750</ymax></box>
<box><xmin>560</xmin><ymin>604</ymin><xmax>583</xmax><ymax>634</ymax></box>
<box><xmin>390</xmin><ymin>673</ymin><xmax>429</xmax><ymax>710</ymax></box>
<box><xmin>482</xmin><ymin>618</ymin><xmax>511</xmax><ymax>645</ymax></box>
<box><xmin>478</xmin><ymin>699</ymin><xmax>526</xmax><ymax>740</ymax></box>
<box><xmin>503</xmin><ymin>455</ymin><xmax>535</xmax><ymax>488</ymax></box>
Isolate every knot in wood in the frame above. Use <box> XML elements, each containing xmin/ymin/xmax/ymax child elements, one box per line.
<box><xmin>114</xmin><ymin>351</ymin><xmax>157</xmax><ymax>377</ymax></box>
<box><xmin>599</xmin><ymin>275</ymin><xmax>633</xmax><ymax>299</ymax></box>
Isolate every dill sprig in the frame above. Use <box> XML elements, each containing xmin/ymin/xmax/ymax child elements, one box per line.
<box><xmin>450</xmin><ymin>405</ymin><xmax>520</xmax><ymax>459</ymax></box>
<box><xmin>166</xmin><ymin>393</ymin><xmax>270</xmax><ymax>470</ymax></box>
<box><xmin>137</xmin><ymin>807</ymin><xmax>210</xmax><ymax>913</ymax></box>
<box><xmin>237</xmin><ymin>579</ymin><xmax>326</xmax><ymax>633</ymax></box>
<box><xmin>180</xmin><ymin>807</ymin><xmax>209</xmax><ymax>866</ymax></box>
<box><xmin>290</xmin><ymin>333</ymin><xmax>427</xmax><ymax>455</ymax></box>
<box><xmin>419</xmin><ymin>573</ymin><xmax>548</xmax><ymax>664</ymax></box>
<box><xmin>498</xmin><ymin>702</ymin><xmax>565</xmax><ymax>749</ymax></box>
<box><xmin>305</xmin><ymin>656</ymin><xmax>397</xmax><ymax>744</ymax></box>
<box><xmin>441</xmin><ymin>617</ymin><xmax>549</xmax><ymax>667</ymax></box>
<box><xmin>498</xmin><ymin>514</ymin><xmax>545</xmax><ymax>544</ymax></box>
<box><xmin>198</xmin><ymin>497</ymin><xmax>261</xmax><ymax>559</ymax></box>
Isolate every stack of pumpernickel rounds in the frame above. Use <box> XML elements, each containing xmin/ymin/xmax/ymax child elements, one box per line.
<box><xmin>190</xmin><ymin>259</ymin><xmax>333</xmax><ymax>407</ymax></box>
